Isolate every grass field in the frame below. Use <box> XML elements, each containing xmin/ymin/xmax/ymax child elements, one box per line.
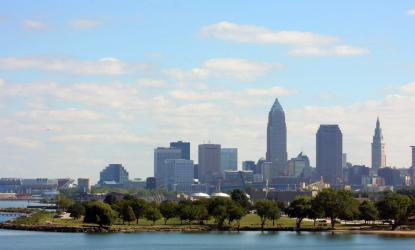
<box><xmin>12</xmin><ymin>211</ymin><xmax>319</xmax><ymax>229</ymax></box>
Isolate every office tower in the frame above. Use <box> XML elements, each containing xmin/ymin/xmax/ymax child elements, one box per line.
<box><xmin>411</xmin><ymin>146</ymin><xmax>415</xmax><ymax>186</ymax></box>
<box><xmin>371</xmin><ymin>117</ymin><xmax>386</xmax><ymax>172</ymax></box>
<box><xmin>146</xmin><ymin>177</ymin><xmax>156</xmax><ymax>190</ymax></box>
<box><xmin>316</xmin><ymin>125</ymin><xmax>343</xmax><ymax>185</ymax></box>
<box><xmin>288</xmin><ymin>152</ymin><xmax>310</xmax><ymax>177</ymax></box>
<box><xmin>154</xmin><ymin>147</ymin><xmax>182</xmax><ymax>187</ymax></box>
<box><xmin>198</xmin><ymin>144</ymin><xmax>221</xmax><ymax>183</ymax></box>
<box><xmin>220</xmin><ymin>148</ymin><xmax>238</xmax><ymax>174</ymax></box>
<box><xmin>342</xmin><ymin>153</ymin><xmax>347</xmax><ymax>169</ymax></box>
<box><xmin>377</xmin><ymin>167</ymin><xmax>402</xmax><ymax>186</ymax></box>
<box><xmin>99</xmin><ymin>164</ymin><xmax>129</xmax><ymax>185</ymax></box>
<box><xmin>77</xmin><ymin>178</ymin><xmax>91</xmax><ymax>193</ymax></box>
<box><xmin>266</xmin><ymin>98</ymin><xmax>287</xmax><ymax>177</ymax></box>
<box><xmin>170</xmin><ymin>141</ymin><xmax>190</xmax><ymax>160</ymax></box>
<box><xmin>165</xmin><ymin>159</ymin><xmax>194</xmax><ymax>191</ymax></box>
<box><xmin>242</xmin><ymin>160</ymin><xmax>257</xmax><ymax>172</ymax></box>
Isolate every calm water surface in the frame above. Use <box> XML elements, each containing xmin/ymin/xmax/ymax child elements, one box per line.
<box><xmin>0</xmin><ymin>230</ymin><xmax>415</xmax><ymax>250</ymax></box>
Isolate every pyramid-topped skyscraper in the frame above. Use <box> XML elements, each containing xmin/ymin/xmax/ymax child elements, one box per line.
<box><xmin>266</xmin><ymin>98</ymin><xmax>287</xmax><ymax>177</ymax></box>
<box><xmin>371</xmin><ymin>117</ymin><xmax>386</xmax><ymax>172</ymax></box>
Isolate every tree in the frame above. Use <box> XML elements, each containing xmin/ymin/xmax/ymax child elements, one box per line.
<box><xmin>309</xmin><ymin>199</ymin><xmax>324</xmax><ymax>227</ymax></box>
<box><xmin>160</xmin><ymin>201</ymin><xmax>178</xmax><ymax>225</ymax></box>
<box><xmin>208</xmin><ymin>197</ymin><xmax>233</xmax><ymax>227</ymax></box>
<box><xmin>122</xmin><ymin>205</ymin><xmax>136</xmax><ymax>225</ymax></box>
<box><xmin>211</xmin><ymin>205</ymin><xmax>228</xmax><ymax>227</ymax></box>
<box><xmin>376</xmin><ymin>193</ymin><xmax>412</xmax><ymax>229</ymax></box>
<box><xmin>103</xmin><ymin>194</ymin><xmax>119</xmax><ymax>205</ymax></box>
<box><xmin>358</xmin><ymin>200</ymin><xmax>378</xmax><ymax>224</ymax></box>
<box><xmin>227</xmin><ymin>203</ymin><xmax>246</xmax><ymax>229</ymax></box>
<box><xmin>67</xmin><ymin>203</ymin><xmax>85</xmax><ymax>220</ymax></box>
<box><xmin>178</xmin><ymin>201</ymin><xmax>194</xmax><ymax>224</ymax></box>
<box><xmin>286</xmin><ymin>196</ymin><xmax>312</xmax><ymax>229</ymax></box>
<box><xmin>230</xmin><ymin>189</ymin><xmax>251</xmax><ymax>211</ymax></box>
<box><xmin>145</xmin><ymin>206</ymin><xmax>162</xmax><ymax>225</ymax></box>
<box><xmin>313</xmin><ymin>189</ymin><xmax>355</xmax><ymax>229</ymax></box>
<box><xmin>131</xmin><ymin>199</ymin><xmax>148</xmax><ymax>224</ymax></box>
<box><xmin>193</xmin><ymin>204</ymin><xmax>209</xmax><ymax>225</ymax></box>
<box><xmin>56</xmin><ymin>195</ymin><xmax>74</xmax><ymax>211</ymax></box>
<box><xmin>83</xmin><ymin>201</ymin><xmax>117</xmax><ymax>226</ymax></box>
<box><xmin>254</xmin><ymin>200</ymin><xmax>280</xmax><ymax>231</ymax></box>
<box><xmin>337</xmin><ymin>190</ymin><xmax>360</xmax><ymax>223</ymax></box>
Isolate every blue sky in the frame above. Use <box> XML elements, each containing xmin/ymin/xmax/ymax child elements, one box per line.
<box><xmin>0</xmin><ymin>1</ymin><xmax>414</xmax><ymax>181</ymax></box>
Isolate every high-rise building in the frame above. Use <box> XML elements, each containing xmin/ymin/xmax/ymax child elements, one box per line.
<box><xmin>170</xmin><ymin>141</ymin><xmax>190</xmax><ymax>160</ymax></box>
<box><xmin>411</xmin><ymin>146</ymin><xmax>415</xmax><ymax>186</ymax></box>
<box><xmin>266</xmin><ymin>98</ymin><xmax>287</xmax><ymax>177</ymax></box>
<box><xmin>220</xmin><ymin>148</ymin><xmax>238</xmax><ymax>174</ymax></box>
<box><xmin>77</xmin><ymin>178</ymin><xmax>91</xmax><ymax>193</ymax></box>
<box><xmin>371</xmin><ymin>117</ymin><xmax>386</xmax><ymax>172</ymax></box>
<box><xmin>154</xmin><ymin>147</ymin><xmax>182</xmax><ymax>187</ymax></box>
<box><xmin>198</xmin><ymin>144</ymin><xmax>221</xmax><ymax>183</ymax></box>
<box><xmin>99</xmin><ymin>164</ymin><xmax>129</xmax><ymax>185</ymax></box>
<box><xmin>288</xmin><ymin>152</ymin><xmax>310</xmax><ymax>177</ymax></box>
<box><xmin>242</xmin><ymin>160</ymin><xmax>257</xmax><ymax>173</ymax></box>
<box><xmin>316</xmin><ymin>125</ymin><xmax>343</xmax><ymax>185</ymax></box>
<box><xmin>165</xmin><ymin>159</ymin><xmax>194</xmax><ymax>191</ymax></box>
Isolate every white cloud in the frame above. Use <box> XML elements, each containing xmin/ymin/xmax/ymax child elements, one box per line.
<box><xmin>201</xmin><ymin>21</ymin><xmax>369</xmax><ymax>57</ymax></box>
<box><xmin>400</xmin><ymin>82</ymin><xmax>415</xmax><ymax>94</ymax></box>
<box><xmin>289</xmin><ymin>45</ymin><xmax>369</xmax><ymax>57</ymax></box>
<box><xmin>0</xmin><ymin>57</ymin><xmax>140</xmax><ymax>75</ymax></box>
<box><xmin>23</xmin><ymin>20</ymin><xmax>47</xmax><ymax>30</ymax></box>
<box><xmin>70</xmin><ymin>19</ymin><xmax>101</xmax><ymax>29</ymax></box>
<box><xmin>201</xmin><ymin>21</ymin><xmax>337</xmax><ymax>45</ymax></box>
<box><xmin>0</xmin><ymin>78</ymin><xmax>4</xmax><ymax>88</ymax></box>
<box><xmin>243</xmin><ymin>86</ymin><xmax>297</xmax><ymax>97</ymax></box>
<box><xmin>137</xmin><ymin>78</ymin><xmax>166</xmax><ymax>88</ymax></box>
<box><xmin>167</xmin><ymin>58</ymin><xmax>279</xmax><ymax>82</ymax></box>
<box><xmin>407</xmin><ymin>9</ymin><xmax>415</xmax><ymax>16</ymax></box>
<box><xmin>4</xmin><ymin>137</ymin><xmax>43</xmax><ymax>149</ymax></box>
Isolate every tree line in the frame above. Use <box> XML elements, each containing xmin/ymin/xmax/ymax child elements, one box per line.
<box><xmin>285</xmin><ymin>189</ymin><xmax>415</xmax><ymax>229</ymax></box>
<box><xmin>62</xmin><ymin>188</ymin><xmax>415</xmax><ymax>230</ymax></box>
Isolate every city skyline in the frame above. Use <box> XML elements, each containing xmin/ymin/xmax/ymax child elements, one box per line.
<box><xmin>0</xmin><ymin>1</ymin><xmax>414</xmax><ymax>181</ymax></box>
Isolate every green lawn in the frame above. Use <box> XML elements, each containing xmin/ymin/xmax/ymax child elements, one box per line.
<box><xmin>16</xmin><ymin>211</ymin><xmax>321</xmax><ymax>229</ymax></box>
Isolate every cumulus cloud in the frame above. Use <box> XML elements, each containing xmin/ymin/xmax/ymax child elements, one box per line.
<box><xmin>167</xmin><ymin>58</ymin><xmax>280</xmax><ymax>82</ymax></box>
<box><xmin>201</xmin><ymin>21</ymin><xmax>337</xmax><ymax>45</ymax></box>
<box><xmin>407</xmin><ymin>9</ymin><xmax>415</xmax><ymax>16</ymax></box>
<box><xmin>1</xmin><ymin>78</ymin><xmax>414</xmax><ymax>179</ymax></box>
<box><xmin>400</xmin><ymin>82</ymin><xmax>415</xmax><ymax>94</ymax></box>
<box><xmin>0</xmin><ymin>57</ymin><xmax>142</xmax><ymax>75</ymax></box>
<box><xmin>70</xmin><ymin>19</ymin><xmax>101</xmax><ymax>29</ymax></box>
<box><xmin>23</xmin><ymin>20</ymin><xmax>47</xmax><ymax>30</ymax></box>
<box><xmin>4</xmin><ymin>137</ymin><xmax>43</xmax><ymax>149</ymax></box>
<box><xmin>201</xmin><ymin>21</ymin><xmax>369</xmax><ymax>57</ymax></box>
<box><xmin>289</xmin><ymin>45</ymin><xmax>369</xmax><ymax>57</ymax></box>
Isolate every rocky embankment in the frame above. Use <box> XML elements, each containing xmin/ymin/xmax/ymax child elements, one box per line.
<box><xmin>0</xmin><ymin>222</ymin><xmax>212</xmax><ymax>233</ymax></box>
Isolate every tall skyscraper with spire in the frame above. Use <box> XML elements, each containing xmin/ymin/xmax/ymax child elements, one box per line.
<box><xmin>371</xmin><ymin>117</ymin><xmax>386</xmax><ymax>172</ymax></box>
<box><xmin>266</xmin><ymin>98</ymin><xmax>287</xmax><ymax>177</ymax></box>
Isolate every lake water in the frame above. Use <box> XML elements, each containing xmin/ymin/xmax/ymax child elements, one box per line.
<box><xmin>0</xmin><ymin>230</ymin><xmax>414</xmax><ymax>250</ymax></box>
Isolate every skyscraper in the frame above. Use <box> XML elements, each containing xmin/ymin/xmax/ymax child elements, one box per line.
<box><xmin>220</xmin><ymin>148</ymin><xmax>238</xmax><ymax>174</ymax></box>
<box><xmin>170</xmin><ymin>141</ymin><xmax>190</xmax><ymax>160</ymax></box>
<box><xmin>99</xmin><ymin>164</ymin><xmax>129</xmax><ymax>185</ymax></box>
<box><xmin>411</xmin><ymin>146</ymin><xmax>415</xmax><ymax>187</ymax></box>
<box><xmin>266</xmin><ymin>98</ymin><xmax>287</xmax><ymax>177</ymax></box>
<box><xmin>316</xmin><ymin>125</ymin><xmax>343</xmax><ymax>185</ymax></box>
<box><xmin>154</xmin><ymin>147</ymin><xmax>181</xmax><ymax>187</ymax></box>
<box><xmin>371</xmin><ymin>117</ymin><xmax>386</xmax><ymax>171</ymax></box>
<box><xmin>165</xmin><ymin>159</ymin><xmax>194</xmax><ymax>191</ymax></box>
<box><xmin>198</xmin><ymin>144</ymin><xmax>221</xmax><ymax>183</ymax></box>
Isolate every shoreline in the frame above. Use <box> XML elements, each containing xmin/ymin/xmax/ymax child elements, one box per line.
<box><xmin>1</xmin><ymin>222</ymin><xmax>415</xmax><ymax>236</ymax></box>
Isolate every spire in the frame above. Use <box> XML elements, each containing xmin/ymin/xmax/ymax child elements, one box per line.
<box><xmin>376</xmin><ymin>116</ymin><xmax>380</xmax><ymax>129</ymax></box>
<box><xmin>271</xmin><ymin>98</ymin><xmax>283</xmax><ymax>112</ymax></box>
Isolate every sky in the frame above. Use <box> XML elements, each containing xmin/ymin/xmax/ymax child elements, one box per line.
<box><xmin>0</xmin><ymin>1</ymin><xmax>414</xmax><ymax>182</ymax></box>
